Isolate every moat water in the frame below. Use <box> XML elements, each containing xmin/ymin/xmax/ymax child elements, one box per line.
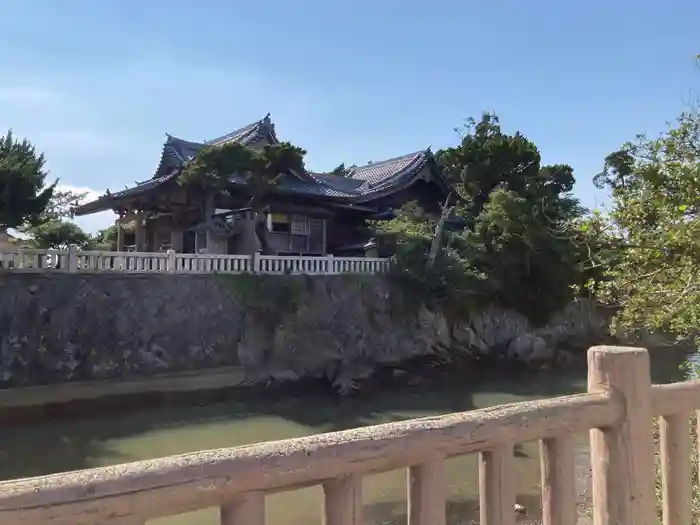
<box><xmin>0</xmin><ymin>349</ymin><xmax>690</xmax><ymax>525</ymax></box>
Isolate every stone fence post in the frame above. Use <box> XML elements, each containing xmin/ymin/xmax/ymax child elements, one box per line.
<box><xmin>67</xmin><ymin>244</ymin><xmax>79</xmax><ymax>273</ymax></box>
<box><xmin>251</xmin><ymin>251</ymin><xmax>261</xmax><ymax>273</ymax></box>
<box><xmin>167</xmin><ymin>249</ymin><xmax>177</xmax><ymax>273</ymax></box>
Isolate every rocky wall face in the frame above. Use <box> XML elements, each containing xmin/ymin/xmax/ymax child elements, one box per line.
<box><xmin>0</xmin><ymin>274</ymin><xmax>451</xmax><ymax>390</ymax></box>
<box><xmin>0</xmin><ymin>273</ymin><xmax>610</xmax><ymax>392</ymax></box>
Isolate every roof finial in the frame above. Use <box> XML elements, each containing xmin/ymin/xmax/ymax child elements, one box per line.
<box><xmin>263</xmin><ymin>112</ymin><xmax>271</xmax><ymax>122</ymax></box>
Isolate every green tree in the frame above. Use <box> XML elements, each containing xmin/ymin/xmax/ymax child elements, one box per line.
<box><xmin>426</xmin><ymin>113</ymin><xmax>586</xmax><ymax>321</ymax></box>
<box><xmin>40</xmin><ymin>188</ymin><xmax>87</xmax><ymax>222</ymax></box>
<box><xmin>179</xmin><ymin>141</ymin><xmax>306</xmax><ymax>252</ymax></box>
<box><xmin>329</xmin><ymin>163</ymin><xmax>348</xmax><ymax>177</ymax></box>
<box><xmin>0</xmin><ymin>130</ymin><xmax>54</xmax><ymax>229</ymax></box>
<box><xmin>17</xmin><ymin>186</ymin><xmax>90</xmax><ymax>249</ymax></box>
<box><xmin>438</xmin><ymin>114</ymin><xmax>582</xmax><ymax>224</ymax></box>
<box><xmin>373</xmin><ymin>114</ymin><xmax>587</xmax><ymax>323</ymax></box>
<box><xmin>591</xmin><ymin>109</ymin><xmax>700</xmax><ymax>343</ymax></box>
<box><xmin>90</xmin><ymin>223</ymin><xmax>134</xmax><ymax>250</ymax></box>
<box><xmin>180</xmin><ymin>141</ymin><xmax>306</xmax><ymax>201</ymax></box>
<box><xmin>24</xmin><ymin>220</ymin><xmax>90</xmax><ymax>249</ymax></box>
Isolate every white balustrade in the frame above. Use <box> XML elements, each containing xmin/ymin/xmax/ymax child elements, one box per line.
<box><xmin>0</xmin><ymin>246</ymin><xmax>390</xmax><ymax>276</ymax></box>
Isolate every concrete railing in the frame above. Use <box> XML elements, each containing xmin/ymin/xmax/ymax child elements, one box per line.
<box><xmin>0</xmin><ymin>346</ymin><xmax>695</xmax><ymax>525</ymax></box>
<box><xmin>0</xmin><ymin>246</ymin><xmax>390</xmax><ymax>275</ymax></box>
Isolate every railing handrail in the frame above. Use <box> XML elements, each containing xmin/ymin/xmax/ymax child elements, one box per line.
<box><xmin>0</xmin><ymin>347</ymin><xmax>694</xmax><ymax>525</ymax></box>
<box><xmin>0</xmin><ymin>392</ymin><xmax>617</xmax><ymax>521</ymax></box>
<box><xmin>0</xmin><ymin>247</ymin><xmax>391</xmax><ymax>276</ymax></box>
<box><xmin>78</xmin><ymin>250</ymin><xmax>168</xmax><ymax>258</ymax></box>
<box><xmin>175</xmin><ymin>253</ymin><xmax>250</xmax><ymax>259</ymax></box>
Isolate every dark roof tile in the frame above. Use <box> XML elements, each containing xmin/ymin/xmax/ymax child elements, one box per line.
<box><xmin>74</xmin><ymin>116</ymin><xmax>446</xmax><ymax>215</ymax></box>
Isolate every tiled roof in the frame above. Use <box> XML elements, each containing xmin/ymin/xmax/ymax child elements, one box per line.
<box><xmin>74</xmin><ymin>116</ymin><xmax>448</xmax><ymax>216</ymax></box>
<box><xmin>153</xmin><ymin>114</ymin><xmax>278</xmax><ymax>178</ymax></box>
<box><xmin>304</xmin><ymin>150</ymin><xmax>433</xmax><ymax>200</ymax></box>
<box><xmin>228</xmin><ymin>150</ymin><xmax>433</xmax><ymax>200</ymax></box>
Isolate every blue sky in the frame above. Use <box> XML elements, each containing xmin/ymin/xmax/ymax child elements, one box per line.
<box><xmin>1</xmin><ymin>0</ymin><xmax>698</xmax><ymax>233</ymax></box>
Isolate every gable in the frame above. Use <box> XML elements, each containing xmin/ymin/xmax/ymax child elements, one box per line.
<box><xmin>151</xmin><ymin>114</ymin><xmax>279</xmax><ymax>179</ymax></box>
<box><xmin>73</xmin><ymin>117</ymin><xmax>453</xmax><ymax>217</ymax></box>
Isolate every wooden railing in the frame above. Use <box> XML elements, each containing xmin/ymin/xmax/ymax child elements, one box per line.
<box><xmin>0</xmin><ymin>246</ymin><xmax>390</xmax><ymax>276</ymax></box>
<box><xmin>0</xmin><ymin>346</ymin><xmax>696</xmax><ymax>525</ymax></box>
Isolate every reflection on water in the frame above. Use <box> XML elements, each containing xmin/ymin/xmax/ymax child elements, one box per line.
<box><xmin>0</xmin><ymin>349</ymin><xmax>689</xmax><ymax>525</ymax></box>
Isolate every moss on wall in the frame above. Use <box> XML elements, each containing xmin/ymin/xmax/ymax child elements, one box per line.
<box><xmin>213</xmin><ymin>274</ymin><xmax>308</xmax><ymax>317</ymax></box>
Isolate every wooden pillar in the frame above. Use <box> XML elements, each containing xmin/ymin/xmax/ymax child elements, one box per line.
<box><xmin>116</xmin><ymin>217</ymin><xmax>124</xmax><ymax>252</ymax></box>
<box><xmin>587</xmin><ymin>346</ymin><xmax>656</xmax><ymax>525</ymax></box>
<box><xmin>479</xmin><ymin>444</ymin><xmax>516</xmax><ymax>525</ymax></box>
<box><xmin>540</xmin><ymin>435</ymin><xmax>576</xmax><ymax>525</ymax></box>
<box><xmin>659</xmin><ymin>413</ymin><xmax>692</xmax><ymax>525</ymax></box>
<box><xmin>135</xmin><ymin>210</ymin><xmax>145</xmax><ymax>252</ymax></box>
<box><xmin>407</xmin><ymin>457</ymin><xmax>446</xmax><ymax>525</ymax></box>
<box><xmin>220</xmin><ymin>492</ymin><xmax>265</xmax><ymax>525</ymax></box>
<box><xmin>323</xmin><ymin>474</ymin><xmax>362</xmax><ymax>525</ymax></box>
<box><xmin>170</xmin><ymin>229</ymin><xmax>183</xmax><ymax>252</ymax></box>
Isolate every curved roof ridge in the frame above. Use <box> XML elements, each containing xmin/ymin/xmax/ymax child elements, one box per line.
<box><xmin>349</xmin><ymin>148</ymin><xmax>429</xmax><ymax>172</ymax></box>
<box><xmin>205</xmin><ymin>113</ymin><xmax>278</xmax><ymax>146</ymax></box>
<box><xmin>165</xmin><ymin>133</ymin><xmax>204</xmax><ymax>148</ymax></box>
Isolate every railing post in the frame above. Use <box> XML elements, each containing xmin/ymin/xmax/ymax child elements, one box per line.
<box><xmin>540</xmin><ymin>435</ymin><xmax>576</xmax><ymax>525</ymax></box>
<box><xmin>167</xmin><ymin>249</ymin><xmax>176</xmax><ymax>273</ymax></box>
<box><xmin>67</xmin><ymin>244</ymin><xmax>78</xmax><ymax>273</ymax></box>
<box><xmin>16</xmin><ymin>246</ymin><xmax>24</xmax><ymax>269</ymax></box>
<box><xmin>479</xmin><ymin>443</ymin><xmax>516</xmax><ymax>525</ymax></box>
<box><xmin>407</xmin><ymin>457</ymin><xmax>446</xmax><ymax>525</ymax></box>
<box><xmin>220</xmin><ymin>492</ymin><xmax>265</xmax><ymax>525</ymax></box>
<box><xmin>660</xmin><ymin>413</ymin><xmax>692</xmax><ymax>525</ymax></box>
<box><xmin>326</xmin><ymin>254</ymin><xmax>334</xmax><ymax>274</ymax></box>
<box><xmin>323</xmin><ymin>474</ymin><xmax>362</xmax><ymax>525</ymax></box>
<box><xmin>587</xmin><ymin>346</ymin><xmax>656</xmax><ymax>525</ymax></box>
<box><xmin>251</xmin><ymin>251</ymin><xmax>261</xmax><ymax>274</ymax></box>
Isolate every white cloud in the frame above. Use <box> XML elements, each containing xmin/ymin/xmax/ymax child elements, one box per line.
<box><xmin>6</xmin><ymin>183</ymin><xmax>115</xmax><ymax>239</ymax></box>
<box><xmin>56</xmin><ymin>183</ymin><xmax>102</xmax><ymax>203</ymax></box>
<box><xmin>56</xmin><ymin>184</ymin><xmax>117</xmax><ymax>234</ymax></box>
<box><xmin>72</xmin><ymin>211</ymin><xmax>117</xmax><ymax>234</ymax></box>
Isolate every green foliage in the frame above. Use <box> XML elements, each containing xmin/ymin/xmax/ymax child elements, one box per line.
<box><xmin>590</xmin><ymin>110</ymin><xmax>700</xmax><ymax>343</ymax></box>
<box><xmin>0</xmin><ymin>130</ymin><xmax>55</xmax><ymax>229</ymax></box>
<box><xmin>90</xmin><ymin>223</ymin><xmax>135</xmax><ymax>250</ymax></box>
<box><xmin>23</xmin><ymin>220</ymin><xmax>91</xmax><ymax>249</ymax></box>
<box><xmin>214</xmin><ymin>274</ymin><xmax>308</xmax><ymax>315</ymax></box>
<box><xmin>329</xmin><ymin>163</ymin><xmax>348</xmax><ymax>176</ymax></box>
<box><xmin>375</xmin><ymin>113</ymin><xmax>587</xmax><ymax>323</ymax></box>
<box><xmin>17</xmin><ymin>187</ymin><xmax>91</xmax><ymax>250</ymax></box>
<box><xmin>39</xmin><ymin>188</ymin><xmax>87</xmax><ymax>222</ymax></box>
<box><xmin>179</xmin><ymin>140</ymin><xmax>307</xmax><ymax>209</ymax></box>
<box><xmin>372</xmin><ymin>202</ymin><xmax>484</xmax><ymax>315</ymax></box>
<box><xmin>438</xmin><ymin>113</ymin><xmax>582</xmax><ymax>220</ymax></box>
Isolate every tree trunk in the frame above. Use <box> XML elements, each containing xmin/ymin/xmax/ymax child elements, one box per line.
<box><xmin>427</xmin><ymin>194</ymin><xmax>453</xmax><ymax>269</ymax></box>
<box><xmin>253</xmin><ymin>210</ymin><xmax>270</xmax><ymax>254</ymax></box>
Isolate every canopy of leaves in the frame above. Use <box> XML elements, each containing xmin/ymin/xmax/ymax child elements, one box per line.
<box><xmin>179</xmin><ymin>141</ymin><xmax>307</xmax><ymax>208</ymax></box>
<box><xmin>23</xmin><ymin>220</ymin><xmax>91</xmax><ymax>250</ymax></box>
<box><xmin>40</xmin><ymin>189</ymin><xmax>87</xmax><ymax>222</ymax></box>
<box><xmin>591</xmin><ymin>110</ymin><xmax>700</xmax><ymax>343</ymax></box>
<box><xmin>330</xmin><ymin>163</ymin><xmax>348</xmax><ymax>177</ymax></box>
<box><xmin>90</xmin><ymin>222</ymin><xmax>135</xmax><ymax>251</ymax></box>
<box><xmin>374</xmin><ymin>113</ymin><xmax>587</xmax><ymax>323</ymax></box>
<box><xmin>0</xmin><ymin>130</ymin><xmax>54</xmax><ymax>229</ymax></box>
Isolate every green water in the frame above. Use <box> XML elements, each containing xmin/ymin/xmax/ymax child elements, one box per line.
<box><xmin>0</xmin><ymin>351</ymin><xmax>688</xmax><ymax>525</ymax></box>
